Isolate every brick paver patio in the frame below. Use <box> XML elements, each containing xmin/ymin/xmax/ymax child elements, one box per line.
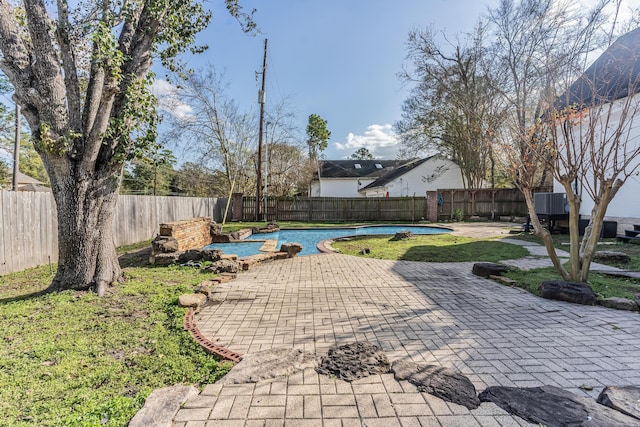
<box><xmin>175</xmin><ymin>251</ymin><xmax>640</xmax><ymax>426</ymax></box>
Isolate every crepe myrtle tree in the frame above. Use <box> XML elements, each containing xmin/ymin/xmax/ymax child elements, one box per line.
<box><xmin>0</xmin><ymin>0</ymin><xmax>254</xmax><ymax>295</ymax></box>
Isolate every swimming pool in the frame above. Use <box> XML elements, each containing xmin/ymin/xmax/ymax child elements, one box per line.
<box><xmin>206</xmin><ymin>225</ymin><xmax>450</xmax><ymax>257</ymax></box>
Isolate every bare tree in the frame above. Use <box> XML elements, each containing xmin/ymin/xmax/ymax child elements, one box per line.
<box><xmin>489</xmin><ymin>0</ymin><xmax>640</xmax><ymax>282</ymax></box>
<box><xmin>539</xmin><ymin>27</ymin><xmax>640</xmax><ymax>282</ymax></box>
<box><xmin>163</xmin><ymin>68</ymin><xmax>257</xmax><ymax>196</ymax></box>
<box><xmin>396</xmin><ymin>24</ymin><xmax>504</xmax><ymax>189</ymax></box>
<box><xmin>264</xmin><ymin>98</ymin><xmax>306</xmax><ymax>196</ymax></box>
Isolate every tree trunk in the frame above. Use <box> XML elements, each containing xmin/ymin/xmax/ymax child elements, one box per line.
<box><xmin>47</xmin><ymin>174</ymin><xmax>121</xmax><ymax>296</ymax></box>
<box><xmin>521</xmin><ymin>187</ymin><xmax>570</xmax><ymax>280</ymax></box>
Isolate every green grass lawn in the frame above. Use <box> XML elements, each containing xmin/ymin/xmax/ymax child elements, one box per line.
<box><xmin>0</xmin><ymin>253</ymin><xmax>232</xmax><ymax>427</ymax></box>
<box><xmin>504</xmin><ymin>266</ymin><xmax>640</xmax><ymax>300</ymax></box>
<box><xmin>331</xmin><ymin>234</ymin><xmax>529</xmax><ymax>263</ymax></box>
<box><xmin>501</xmin><ymin>233</ymin><xmax>640</xmax><ymax>299</ymax></box>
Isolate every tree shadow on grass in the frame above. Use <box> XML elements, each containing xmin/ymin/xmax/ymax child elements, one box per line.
<box><xmin>398</xmin><ymin>240</ymin><xmax>527</xmax><ymax>263</ymax></box>
<box><xmin>0</xmin><ymin>288</ymin><xmax>49</xmax><ymax>304</ymax></box>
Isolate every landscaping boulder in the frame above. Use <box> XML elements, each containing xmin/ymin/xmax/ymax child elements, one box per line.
<box><xmin>203</xmin><ymin>259</ymin><xmax>239</xmax><ymax>274</ymax></box>
<box><xmin>479</xmin><ymin>385</ymin><xmax>640</xmax><ymax>427</ymax></box>
<box><xmin>211</xmin><ymin>233</ymin><xmax>231</xmax><ymax>243</ymax></box>
<box><xmin>597</xmin><ymin>386</ymin><xmax>640</xmax><ymax>420</ymax></box>
<box><xmin>392</xmin><ymin>360</ymin><xmax>480</xmax><ymax>409</ymax></box>
<box><xmin>540</xmin><ymin>280</ymin><xmax>596</xmax><ymax>305</ymax></box>
<box><xmin>152</xmin><ymin>253</ymin><xmax>180</xmax><ymax>266</ymax></box>
<box><xmin>129</xmin><ymin>385</ymin><xmax>199</xmax><ymax>427</ymax></box>
<box><xmin>390</xmin><ymin>231</ymin><xmax>412</xmax><ymax>241</ymax></box>
<box><xmin>152</xmin><ymin>235</ymin><xmax>179</xmax><ymax>253</ymax></box>
<box><xmin>280</xmin><ymin>242</ymin><xmax>303</xmax><ymax>258</ymax></box>
<box><xmin>316</xmin><ymin>342</ymin><xmax>390</xmax><ymax>382</ymax></box>
<box><xmin>194</xmin><ymin>281</ymin><xmax>217</xmax><ymax>299</ymax></box>
<box><xmin>177</xmin><ymin>249</ymin><xmax>204</xmax><ymax>263</ymax></box>
<box><xmin>594</xmin><ymin>251</ymin><xmax>631</xmax><ymax>264</ymax></box>
<box><xmin>598</xmin><ymin>297</ymin><xmax>639</xmax><ymax>312</ymax></box>
<box><xmin>251</xmin><ymin>222</ymin><xmax>280</xmax><ymax>234</ymax></box>
<box><xmin>210</xmin><ymin>221</ymin><xmax>222</xmax><ymax>236</ymax></box>
<box><xmin>178</xmin><ymin>293</ymin><xmax>207</xmax><ymax>312</ymax></box>
<box><xmin>360</xmin><ymin>247</ymin><xmax>371</xmax><ymax>255</ymax></box>
<box><xmin>200</xmin><ymin>248</ymin><xmax>223</xmax><ymax>262</ymax></box>
<box><xmin>472</xmin><ymin>262</ymin><xmax>508</xmax><ymax>278</ymax></box>
<box><xmin>177</xmin><ymin>248</ymin><xmax>223</xmax><ymax>264</ymax></box>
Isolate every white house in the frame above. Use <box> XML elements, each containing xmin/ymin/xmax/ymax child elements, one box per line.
<box><xmin>310</xmin><ymin>156</ymin><xmax>465</xmax><ymax>198</ymax></box>
<box><xmin>552</xmin><ymin>27</ymin><xmax>640</xmax><ymax>233</ymax></box>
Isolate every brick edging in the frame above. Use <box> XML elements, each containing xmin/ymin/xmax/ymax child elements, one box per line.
<box><xmin>183</xmin><ymin>308</ymin><xmax>242</xmax><ymax>363</ymax></box>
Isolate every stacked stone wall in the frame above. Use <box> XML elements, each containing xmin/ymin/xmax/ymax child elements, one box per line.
<box><xmin>159</xmin><ymin>217</ymin><xmax>213</xmax><ymax>251</ymax></box>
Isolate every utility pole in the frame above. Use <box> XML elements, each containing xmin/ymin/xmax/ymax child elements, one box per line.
<box><xmin>11</xmin><ymin>103</ymin><xmax>20</xmax><ymax>191</ymax></box>
<box><xmin>256</xmin><ymin>38</ymin><xmax>268</xmax><ymax>221</ymax></box>
<box><xmin>264</xmin><ymin>121</ymin><xmax>271</xmax><ymax>221</ymax></box>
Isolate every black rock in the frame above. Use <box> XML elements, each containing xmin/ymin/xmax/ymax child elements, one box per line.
<box><xmin>472</xmin><ymin>262</ymin><xmax>507</xmax><ymax>278</ymax></box>
<box><xmin>392</xmin><ymin>360</ymin><xmax>480</xmax><ymax>409</ymax></box>
<box><xmin>316</xmin><ymin>342</ymin><xmax>390</xmax><ymax>382</ymax></box>
<box><xmin>540</xmin><ymin>280</ymin><xmax>596</xmax><ymax>305</ymax></box>
<box><xmin>479</xmin><ymin>385</ymin><xmax>640</xmax><ymax>427</ymax></box>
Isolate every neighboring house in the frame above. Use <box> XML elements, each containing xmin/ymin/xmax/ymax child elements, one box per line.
<box><xmin>310</xmin><ymin>156</ymin><xmax>465</xmax><ymax>198</ymax></box>
<box><xmin>552</xmin><ymin>27</ymin><xmax>640</xmax><ymax>232</ymax></box>
<box><xmin>15</xmin><ymin>171</ymin><xmax>50</xmax><ymax>192</ymax></box>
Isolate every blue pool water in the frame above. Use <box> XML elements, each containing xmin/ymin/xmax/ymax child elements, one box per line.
<box><xmin>206</xmin><ymin>225</ymin><xmax>449</xmax><ymax>257</ymax></box>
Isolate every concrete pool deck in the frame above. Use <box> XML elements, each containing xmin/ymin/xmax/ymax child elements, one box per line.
<box><xmin>171</xmin><ymin>223</ymin><xmax>640</xmax><ymax>426</ymax></box>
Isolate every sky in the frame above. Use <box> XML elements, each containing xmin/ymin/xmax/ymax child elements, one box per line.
<box><xmin>156</xmin><ymin>0</ymin><xmax>501</xmax><ymax>161</ymax></box>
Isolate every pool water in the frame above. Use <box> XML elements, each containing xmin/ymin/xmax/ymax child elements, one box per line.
<box><xmin>206</xmin><ymin>225</ymin><xmax>449</xmax><ymax>257</ymax></box>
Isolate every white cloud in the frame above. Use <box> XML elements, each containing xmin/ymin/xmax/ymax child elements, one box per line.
<box><xmin>333</xmin><ymin>124</ymin><xmax>399</xmax><ymax>159</ymax></box>
<box><xmin>151</xmin><ymin>79</ymin><xmax>193</xmax><ymax>120</ymax></box>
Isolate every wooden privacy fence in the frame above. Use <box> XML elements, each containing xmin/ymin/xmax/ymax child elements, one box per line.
<box><xmin>437</xmin><ymin>188</ymin><xmax>549</xmax><ymax>219</ymax></box>
<box><xmin>242</xmin><ymin>190</ymin><xmax>537</xmax><ymax>222</ymax></box>
<box><xmin>0</xmin><ymin>191</ymin><xmax>226</xmax><ymax>275</ymax></box>
<box><xmin>243</xmin><ymin>196</ymin><xmax>428</xmax><ymax>222</ymax></box>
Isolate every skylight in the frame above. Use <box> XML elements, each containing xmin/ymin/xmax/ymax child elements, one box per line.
<box><xmin>354</xmin><ymin>164</ymin><xmax>362</xmax><ymax>169</ymax></box>
<box><xmin>375</xmin><ymin>163</ymin><xmax>383</xmax><ymax>169</ymax></box>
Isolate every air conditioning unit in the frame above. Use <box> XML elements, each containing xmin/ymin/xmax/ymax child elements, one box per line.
<box><xmin>534</xmin><ymin>193</ymin><xmax>567</xmax><ymax>215</ymax></box>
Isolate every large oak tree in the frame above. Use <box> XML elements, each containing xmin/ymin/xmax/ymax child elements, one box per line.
<box><xmin>0</xmin><ymin>0</ymin><xmax>252</xmax><ymax>295</ymax></box>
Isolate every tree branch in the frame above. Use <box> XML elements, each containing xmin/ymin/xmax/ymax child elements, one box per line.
<box><xmin>56</xmin><ymin>0</ymin><xmax>82</xmax><ymax>133</ymax></box>
<box><xmin>23</xmin><ymin>0</ymin><xmax>67</xmax><ymax>132</ymax></box>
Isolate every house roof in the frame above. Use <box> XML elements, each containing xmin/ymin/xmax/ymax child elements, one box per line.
<box><xmin>15</xmin><ymin>171</ymin><xmax>50</xmax><ymax>192</ymax></box>
<box><xmin>555</xmin><ymin>27</ymin><xmax>640</xmax><ymax>110</ymax></box>
<box><xmin>359</xmin><ymin>157</ymin><xmax>432</xmax><ymax>191</ymax></box>
<box><xmin>317</xmin><ymin>160</ymin><xmax>405</xmax><ymax>179</ymax></box>
<box><xmin>17</xmin><ymin>171</ymin><xmax>44</xmax><ymax>185</ymax></box>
